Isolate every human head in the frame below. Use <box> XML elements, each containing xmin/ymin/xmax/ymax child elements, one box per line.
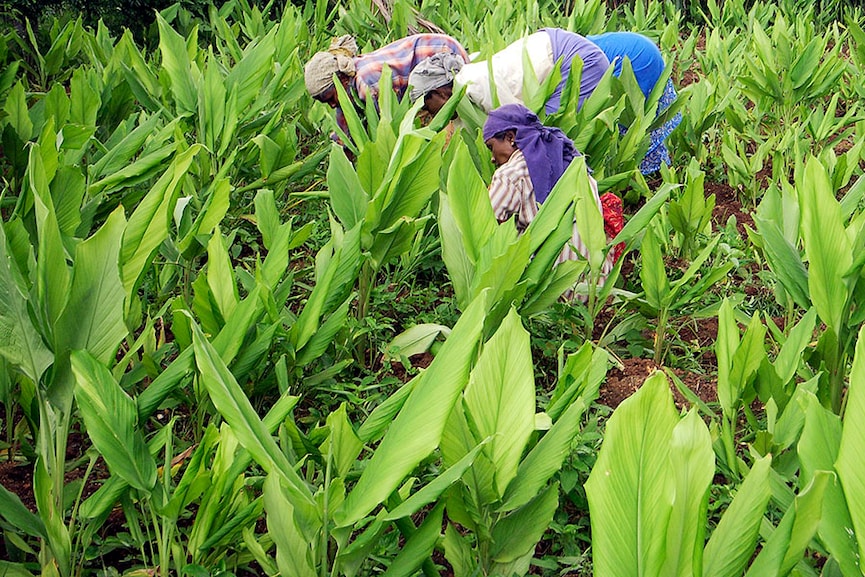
<box><xmin>485</xmin><ymin>129</ymin><xmax>518</xmax><ymax>167</ymax></box>
<box><xmin>482</xmin><ymin>104</ymin><xmax>579</xmax><ymax>203</ymax></box>
<box><xmin>409</xmin><ymin>52</ymin><xmax>465</xmax><ymax>114</ymax></box>
<box><xmin>305</xmin><ymin>35</ymin><xmax>358</xmax><ymax>103</ymax></box>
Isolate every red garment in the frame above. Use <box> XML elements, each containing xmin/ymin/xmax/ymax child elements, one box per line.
<box><xmin>600</xmin><ymin>192</ymin><xmax>625</xmax><ymax>263</ymax></box>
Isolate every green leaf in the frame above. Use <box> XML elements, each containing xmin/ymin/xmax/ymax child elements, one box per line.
<box><xmin>585</xmin><ymin>371</ymin><xmax>679</xmax><ymax>577</ymax></box>
<box><xmin>190</xmin><ymin>319</ymin><xmax>316</xmax><ymax>509</ymax></box>
<box><xmin>31</xmin><ymin>144</ymin><xmax>70</xmax><ymax>332</ymax></box>
<box><xmin>464</xmin><ymin>308</ymin><xmax>534</xmax><ymax>497</ymax></box>
<box><xmin>702</xmin><ymin>455</ymin><xmax>773</xmax><ymax>577</ymax></box>
<box><xmin>121</xmin><ymin>145</ymin><xmax>202</xmax><ymax>298</ymax></box>
<box><xmin>571</xmin><ymin>157</ymin><xmax>607</xmax><ymax>271</ymax></box>
<box><xmin>205</xmin><ymin>229</ymin><xmax>238</xmax><ymax>322</ymax></box>
<box><xmin>327</xmin><ymin>145</ymin><xmax>370</xmax><ymax>229</ymax></box>
<box><xmin>33</xmin><ymin>458</ymin><xmax>71</xmax><ymax>576</ymax></box>
<box><xmin>640</xmin><ymin>225</ymin><xmax>669</xmax><ymax>311</ymax></box>
<box><xmin>384</xmin><ymin>441</ymin><xmax>487</xmax><ymax>521</ymax></box>
<box><xmin>335</xmin><ymin>292</ymin><xmax>488</xmax><ymax>527</ymax></box>
<box><xmin>263</xmin><ymin>475</ymin><xmax>317</xmax><ymax>577</ymax></box>
<box><xmin>55</xmin><ymin>208</ymin><xmax>127</xmax><ymax>364</ymax></box>
<box><xmin>798</xmin><ymin>156</ymin><xmax>851</xmax><ymax>335</ymax></box>
<box><xmin>798</xmin><ymin>392</ymin><xmax>860</xmax><ymax>575</ymax></box>
<box><xmin>500</xmin><ymin>374</ymin><xmax>593</xmax><ymax>512</ymax></box>
<box><xmin>490</xmin><ymin>482</ymin><xmax>559</xmax><ymax>563</ymax></box>
<box><xmin>613</xmin><ymin>183</ymin><xmax>675</xmax><ymax>246</ymax></box>
<box><xmin>71</xmin><ymin>350</ymin><xmax>157</xmax><ymax>491</ymax></box>
<box><xmin>383</xmin><ymin>323</ymin><xmax>452</xmax><ymax>361</ymax></box>
<box><xmin>662</xmin><ymin>410</ymin><xmax>714</xmax><ymax>577</ymax></box>
<box><xmin>324</xmin><ymin>404</ymin><xmax>363</xmax><ymax>479</ymax></box>
<box><xmin>3</xmin><ymin>82</ymin><xmax>33</xmax><ymax>141</ymax></box>
<box><xmin>773</xmin><ymin>308</ymin><xmax>816</xmax><ymax>384</ymax></box>
<box><xmin>382</xmin><ymin>503</ymin><xmax>444</xmax><ymax>577</ymax></box>
<box><xmin>445</xmin><ymin>135</ymin><xmax>497</xmax><ymax>264</ymax></box>
<box><xmin>156</xmin><ymin>13</ymin><xmax>199</xmax><ymax>114</ymax></box>
<box><xmin>0</xmin><ymin>222</ymin><xmax>53</xmax><ymax>383</ymax></box>
<box><xmin>0</xmin><ymin>482</ymin><xmax>47</xmax><ymax>539</ymax></box>
<box><xmin>745</xmin><ymin>471</ymin><xmax>830</xmax><ymax>577</ymax></box>
<box><xmin>836</xmin><ymin>324</ymin><xmax>865</xmax><ymax>566</ymax></box>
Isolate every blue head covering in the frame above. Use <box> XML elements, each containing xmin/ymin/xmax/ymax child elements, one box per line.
<box><xmin>482</xmin><ymin>104</ymin><xmax>579</xmax><ymax>203</ymax></box>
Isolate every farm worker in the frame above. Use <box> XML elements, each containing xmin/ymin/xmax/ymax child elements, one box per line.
<box><xmin>586</xmin><ymin>31</ymin><xmax>682</xmax><ymax>173</ymax></box>
<box><xmin>304</xmin><ymin>34</ymin><xmax>469</xmax><ymax>135</ymax></box>
<box><xmin>482</xmin><ymin>104</ymin><xmax>619</xmax><ymax>277</ymax></box>
<box><xmin>408</xmin><ymin>28</ymin><xmax>610</xmax><ymax>116</ymax></box>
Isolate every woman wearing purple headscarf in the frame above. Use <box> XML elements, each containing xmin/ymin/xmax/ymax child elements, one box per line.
<box><xmin>482</xmin><ymin>104</ymin><xmax>616</xmax><ymax>275</ymax></box>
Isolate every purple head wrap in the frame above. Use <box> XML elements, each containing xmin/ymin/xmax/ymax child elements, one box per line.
<box><xmin>482</xmin><ymin>104</ymin><xmax>579</xmax><ymax>203</ymax></box>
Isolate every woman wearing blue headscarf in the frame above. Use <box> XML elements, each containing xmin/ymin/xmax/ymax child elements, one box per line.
<box><xmin>587</xmin><ymin>31</ymin><xmax>682</xmax><ymax>174</ymax></box>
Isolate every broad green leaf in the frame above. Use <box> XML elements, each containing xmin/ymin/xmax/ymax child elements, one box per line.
<box><xmin>71</xmin><ymin>351</ymin><xmax>156</xmax><ymax>491</ymax></box>
<box><xmin>702</xmin><ymin>455</ymin><xmax>772</xmax><ymax>577</ymax></box>
<box><xmin>205</xmin><ymin>229</ymin><xmax>238</xmax><ymax>321</ymax></box>
<box><xmin>69</xmin><ymin>67</ymin><xmax>100</xmax><ymax>127</ymax></box>
<box><xmin>90</xmin><ymin>112</ymin><xmax>163</xmax><ymax>179</ymax></box>
<box><xmin>464</xmin><ymin>308</ymin><xmax>534</xmax><ymax>497</ymax></box>
<box><xmin>798</xmin><ymin>392</ymin><xmax>860</xmax><ymax>575</ymax></box>
<box><xmin>716</xmin><ymin>299</ymin><xmax>741</xmax><ymax>416</ymax></box>
<box><xmin>191</xmin><ymin>320</ymin><xmax>315</xmax><ymax>509</ymax></box>
<box><xmin>0</xmin><ymin>483</ymin><xmax>47</xmax><ymax>539</ymax></box>
<box><xmin>328</xmin><ymin>145</ymin><xmax>369</xmax><ymax>230</ymax></box>
<box><xmin>500</xmin><ymin>390</ymin><xmax>589</xmax><ymax>512</ymax></box>
<box><xmin>773</xmin><ymin>308</ymin><xmax>816</xmax><ymax>384</ymax></box>
<box><xmin>384</xmin><ymin>442</ymin><xmax>487</xmax><ymax>521</ymax></box>
<box><xmin>335</xmin><ymin>292</ymin><xmax>488</xmax><ymax>526</ymax></box>
<box><xmin>443</xmin><ymin>523</ymin><xmax>475</xmax><ymax>577</ymax></box>
<box><xmin>438</xmin><ymin>192</ymin><xmax>476</xmax><ymax>309</ymax></box>
<box><xmin>586</xmin><ymin>371</ymin><xmax>679</xmax><ymax>577</ymax></box>
<box><xmin>381</xmin><ymin>503</ymin><xmax>444</xmax><ymax>577</ymax></box>
<box><xmin>798</xmin><ymin>156</ymin><xmax>850</xmax><ymax>335</ymax></box>
<box><xmin>571</xmin><ymin>157</ymin><xmax>607</xmax><ymax>271</ymax></box>
<box><xmin>640</xmin><ymin>226</ymin><xmax>668</xmax><ymax>312</ymax></box>
<box><xmin>33</xmin><ymin>458</ymin><xmax>71</xmax><ymax>576</ymax></box>
<box><xmin>745</xmin><ymin>471</ymin><xmax>830</xmax><ymax>577</ymax></box>
<box><xmin>445</xmin><ymin>135</ymin><xmax>497</xmax><ymax>264</ymax></box>
<box><xmin>662</xmin><ymin>410</ymin><xmax>714</xmax><ymax>577</ymax></box>
<box><xmin>156</xmin><ymin>13</ymin><xmax>199</xmax><ymax>114</ymax></box>
<box><xmin>0</xmin><ymin>222</ymin><xmax>53</xmax><ymax>382</ymax></box>
<box><xmin>324</xmin><ymin>404</ymin><xmax>363</xmax><ymax>479</ymax></box>
<box><xmin>121</xmin><ymin>145</ymin><xmax>202</xmax><ymax>297</ymax></box>
<box><xmin>383</xmin><ymin>323</ymin><xmax>452</xmax><ymax>361</ymax></box>
<box><xmin>3</xmin><ymin>82</ymin><xmax>32</xmax><ymax>141</ymax></box>
<box><xmin>30</xmin><ymin>145</ymin><xmax>70</xmax><ymax>332</ymax></box>
<box><xmin>612</xmin><ymin>184</ymin><xmax>675</xmax><ymax>246</ymax></box>
<box><xmin>836</xmin><ymin>325</ymin><xmax>865</xmax><ymax>567</ymax></box>
<box><xmin>490</xmin><ymin>482</ymin><xmax>559</xmax><ymax>563</ymax></box>
<box><xmin>263</xmin><ymin>475</ymin><xmax>317</xmax><ymax>577</ymax></box>
<box><xmin>55</xmin><ymin>208</ymin><xmax>127</xmax><ymax>364</ymax></box>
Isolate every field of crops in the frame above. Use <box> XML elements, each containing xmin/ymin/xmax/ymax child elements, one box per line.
<box><xmin>1</xmin><ymin>0</ymin><xmax>865</xmax><ymax>575</ymax></box>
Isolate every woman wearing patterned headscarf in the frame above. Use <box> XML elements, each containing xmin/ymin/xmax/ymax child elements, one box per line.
<box><xmin>304</xmin><ymin>34</ymin><xmax>468</xmax><ymax>135</ymax></box>
<box><xmin>482</xmin><ymin>104</ymin><xmax>619</xmax><ymax>274</ymax></box>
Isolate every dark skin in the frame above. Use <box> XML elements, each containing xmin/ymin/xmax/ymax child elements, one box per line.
<box><xmin>485</xmin><ymin>129</ymin><xmax>518</xmax><ymax>167</ymax></box>
<box><xmin>422</xmin><ymin>83</ymin><xmax>454</xmax><ymax>116</ymax></box>
<box><xmin>313</xmin><ymin>73</ymin><xmax>352</xmax><ymax>108</ymax></box>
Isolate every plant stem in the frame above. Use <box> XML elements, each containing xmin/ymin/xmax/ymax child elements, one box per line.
<box><xmin>654</xmin><ymin>308</ymin><xmax>669</xmax><ymax>365</ymax></box>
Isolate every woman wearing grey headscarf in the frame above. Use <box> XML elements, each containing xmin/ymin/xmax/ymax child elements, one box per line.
<box><xmin>408</xmin><ymin>28</ymin><xmax>609</xmax><ymax>117</ymax></box>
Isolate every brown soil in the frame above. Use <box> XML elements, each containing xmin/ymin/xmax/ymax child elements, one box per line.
<box><xmin>708</xmin><ymin>180</ymin><xmax>754</xmax><ymax>236</ymax></box>
<box><xmin>0</xmin><ymin>431</ymin><xmax>112</xmax><ymax>516</ymax></box>
<box><xmin>598</xmin><ymin>358</ymin><xmax>717</xmax><ymax>410</ymax></box>
<box><xmin>387</xmin><ymin>352</ymin><xmax>435</xmax><ymax>383</ymax></box>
